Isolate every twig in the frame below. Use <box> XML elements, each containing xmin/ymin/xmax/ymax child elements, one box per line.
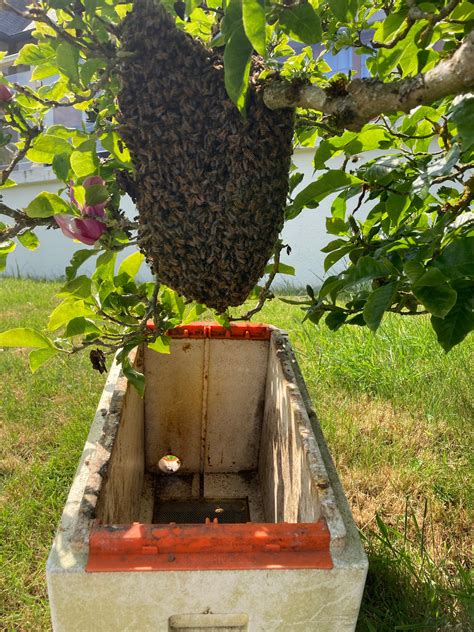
<box><xmin>4</xmin><ymin>2</ymin><xmax>89</xmax><ymax>51</ymax></box>
<box><xmin>440</xmin><ymin>174</ymin><xmax>474</xmax><ymax>214</ymax></box>
<box><xmin>1</xmin><ymin>126</ymin><xmax>41</xmax><ymax>185</ymax></box>
<box><xmin>371</xmin><ymin>0</ymin><xmax>462</xmax><ymax>49</ymax></box>
<box><xmin>230</xmin><ymin>242</ymin><xmax>284</xmax><ymax>321</ymax></box>
<box><xmin>12</xmin><ymin>60</ymin><xmax>117</xmax><ymax>108</ymax></box>
<box><xmin>0</xmin><ymin>202</ymin><xmax>57</xmax><ymax>240</ymax></box>
<box><xmin>380</xmin><ymin>115</ymin><xmax>434</xmax><ymax>140</ymax></box>
<box><xmin>295</xmin><ymin>115</ymin><xmax>339</xmax><ymax>135</ymax></box>
<box><xmin>140</xmin><ymin>275</ymin><xmax>161</xmax><ymax>328</ymax></box>
<box><xmin>432</xmin><ymin>164</ymin><xmax>474</xmax><ymax>185</ymax></box>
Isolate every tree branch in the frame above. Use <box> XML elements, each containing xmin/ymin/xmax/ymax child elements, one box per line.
<box><xmin>264</xmin><ymin>32</ymin><xmax>474</xmax><ymax>131</ymax></box>
<box><xmin>441</xmin><ymin>174</ymin><xmax>474</xmax><ymax>215</ymax></box>
<box><xmin>229</xmin><ymin>242</ymin><xmax>283</xmax><ymax>321</ymax></box>
<box><xmin>371</xmin><ymin>0</ymin><xmax>463</xmax><ymax>49</ymax></box>
<box><xmin>12</xmin><ymin>60</ymin><xmax>118</xmax><ymax>108</ymax></box>
<box><xmin>0</xmin><ymin>202</ymin><xmax>57</xmax><ymax>240</ymax></box>
<box><xmin>1</xmin><ymin>125</ymin><xmax>41</xmax><ymax>185</ymax></box>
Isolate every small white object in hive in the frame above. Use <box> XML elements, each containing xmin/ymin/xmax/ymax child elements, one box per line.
<box><xmin>158</xmin><ymin>454</ymin><xmax>181</xmax><ymax>473</ymax></box>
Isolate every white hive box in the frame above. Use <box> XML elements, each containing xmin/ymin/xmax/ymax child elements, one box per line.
<box><xmin>47</xmin><ymin>323</ymin><xmax>367</xmax><ymax>631</ymax></box>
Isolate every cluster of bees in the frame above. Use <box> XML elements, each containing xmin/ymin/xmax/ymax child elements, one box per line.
<box><xmin>118</xmin><ymin>0</ymin><xmax>294</xmax><ymax>312</ymax></box>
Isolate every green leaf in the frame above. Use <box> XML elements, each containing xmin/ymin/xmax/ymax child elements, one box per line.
<box><xmin>70</xmin><ymin>140</ymin><xmax>99</xmax><ymax>177</ymax></box>
<box><xmin>221</xmin><ymin>0</ymin><xmax>243</xmax><ymax>39</ymax></box>
<box><xmin>17</xmin><ymin>230</ymin><xmax>40</xmax><ymax>250</ymax></box>
<box><xmin>29</xmin><ymin>347</ymin><xmax>59</xmax><ymax>373</ymax></box>
<box><xmin>0</xmin><ymin>178</ymin><xmax>16</xmax><ymax>189</ymax></box>
<box><xmin>347</xmin><ymin>313</ymin><xmax>366</xmax><ymax>326</ymax></box>
<box><xmin>56</xmin><ymin>42</ymin><xmax>80</xmax><ymax>84</ymax></box>
<box><xmin>264</xmin><ymin>262</ymin><xmax>295</xmax><ymax>276</ymax></box>
<box><xmin>278</xmin><ymin>2</ymin><xmax>322</xmax><ymax>44</ymax></box>
<box><xmin>293</xmin><ymin>171</ymin><xmax>362</xmax><ymax>209</ymax></box>
<box><xmin>318</xmin><ymin>275</ymin><xmax>344</xmax><ymax>300</ymax></box>
<box><xmin>327</xmin><ymin>0</ymin><xmax>349</xmax><ymax>21</ymax></box>
<box><xmin>412</xmin><ymin>269</ymin><xmax>457</xmax><ymax>318</ymax></box>
<box><xmin>386</xmin><ymin>193</ymin><xmax>410</xmax><ymax>226</ymax></box>
<box><xmin>397</xmin><ymin>27</ymin><xmax>421</xmax><ymax>75</ymax></box>
<box><xmin>242</xmin><ymin>0</ymin><xmax>266</xmax><ymax>56</ymax></box>
<box><xmin>52</xmin><ymin>153</ymin><xmax>71</xmax><ymax>181</ymax></box>
<box><xmin>326</xmin><ymin>216</ymin><xmax>347</xmax><ymax>235</ymax></box>
<box><xmin>80</xmin><ymin>58</ymin><xmax>105</xmax><ymax>85</ymax></box>
<box><xmin>100</xmin><ymin>132</ymin><xmax>132</xmax><ymax>167</ymax></box>
<box><xmin>224</xmin><ymin>23</ymin><xmax>252</xmax><ymax>110</ymax></box>
<box><xmin>345</xmin><ymin>256</ymin><xmax>396</xmax><ymax>286</ymax></box>
<box><xmin>277</xmin><ymin>262</ymin><xmax>295</xmax><ymax>276</ymax></box>
<box><xmin>24</xmin><ymin>192</ymin><xmax>70</xmax><ymax>218</ymax></box>
<box><xmin>0</xmin><ymin>327</ymin><xmax>53</xmax><ymax>348</ymax></box>
<box><xmin>324</xmin><ymin>244</ymin><xmax>352</xmax><ymax>272</ymax></box>
<box><xmin>92</xmin><ymin>251</ymin><xmax>116</xmax><ymax>282</ymax></box>
<box><xmin>325</xmin><ymin>310</ymin><xmax>347</xmax><ymax>330</ymax></box>
<box><xmin>431</xmin><ymin>281</ymin><xmax>474</xmax><ymax>352</ymax></box>
<box><xmin>331</xmin><ymin>195</ymin><xmax>346</xmax><ymax>220</ymax></box>
<box><xmin>182</xmin><ymin>303</ymin><xmax>206</xmax><ymax>325</ymax></box>
<box><xmin>314</xmin><ymin>140</ymin><xmax>333</xmax><ymax>169</ymax></box>
<box><xmin>16</xmin><ymin>42</ymin><xmax>55</xmax><ymax>66</ymax></box>
<box><xmin>65</xmin><ymin>249</ymin><xmax>97</xmax><ymax>281</ymax></box>
<box><xmin>373</xmin><ymin>12</ymin><xmax>406</xmax><ymax>44</ymax></box>
<box><xmin>434</xmin><ymin>237</ymin><xmax>474</xmax><ymax>280</ymax></box>
<box><xmin>122</xmin><ymin>357</ymin><xmax>145</xmax><ymax>397</ymax></box>
<box><xmin>27</xmin><ymin>135</ymin><xmax>72</xmax><ymax>164</ymax></box>
<box><xmin>118</xmin><ymin>252</ymin><xmax>145</xmax><ymax>278</ymax></box>
<box><xmin>289</xmin><ymin>171</ymin><xmax>304</xmax><ymax>194</ymax></box>
<box><xmin>57</xmin><ymin>275</ymin><xmax>92</xmax><ymax>299</ymax></box>
<box><xmin>0</xmin><ymin>240</ymin><xmax>16</xmax><ymax>255</ymax></box>
<box><xmin>148</xmin><ymin>335</ymin><xmax>171</xmax><ymax>354</ymax></box>
<box><xmin>64</xmin><ymin>317</ymin><xmax>101</xmax><ymax>337</ymax></box>
<box><xmin>363</xmin><ymin>282</ymin><xmax>398</xmax><ymax>332</ymax></box>
<box><xmin>31</xmin><ymin>62</ymin><xmax>59</xmax><ymax>81</ymax></box>
<box><xmin>85</xmin><ymin>184</ymin><xmax>109</xmax><ymax>206</ymax></box>
<box><xmin>450</xmin><ymin>94</ymin><xmax>474</xmax><ymax>151</ymax></box>
<box><xmin>48</xmin><ymin>299</ymin><xmax>96</xmax><ymax>331</ymax></box>
<box><xmin>403</xmin><ymin>260</ymin><xmax>424</xmax><ymax>283</ymax></box>
<box><xmin>38</xmin><ymin>79</ymin><xmax>69</xmax><ymax>103</ymax></box>
<box><xmin>343</xmin><ymin>127</ymin><xmax>391</xmax><ymax>155</ymax></box>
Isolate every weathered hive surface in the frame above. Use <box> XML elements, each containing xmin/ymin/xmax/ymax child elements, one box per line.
<box><xmin>118</xmin><ymin>0</ymin><xmax>293</xmax><ymax>311</ymax></box>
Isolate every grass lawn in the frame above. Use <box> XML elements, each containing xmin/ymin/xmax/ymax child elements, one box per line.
<box><xmin>1</xmin><ymin>277</ymin><xmax>472</xmax><ymax>631</ymax></box>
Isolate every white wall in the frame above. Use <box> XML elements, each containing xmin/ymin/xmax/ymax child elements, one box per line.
<box><xmin>0</xmin><ymin>148</ymin><xmax>336</xmax><ymax>287</ymax></box>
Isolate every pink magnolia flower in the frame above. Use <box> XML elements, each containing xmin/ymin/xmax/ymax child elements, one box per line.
<box><xmin>55</xmin><ymin>176</ymin><xmax>108</xmax><ymax>246</ymax></box>
<box><xmin>0</xmin><ymin>84</ymin><xmax>13</xmax><ymax>104</ymax></box>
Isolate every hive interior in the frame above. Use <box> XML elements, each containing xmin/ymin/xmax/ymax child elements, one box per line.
<box><xmin>95</xmin><ymin>334</ymin><xmax>324</xmax><ymax>526</ymax></box>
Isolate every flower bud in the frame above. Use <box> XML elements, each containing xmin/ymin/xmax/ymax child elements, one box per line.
<box><xmin>0</xmin><ymin>84</ymin><xmax>13</xmax><ymax>104</ymax></box>
<box><xmin>55</xmin><ymin>214</ymin><xmax>107</xmax><ymax>246</ymax></box>
<box><xmin>83</xmin><ymin>175</ymin><xmax>105</xmax><ymax>188</ymax></box>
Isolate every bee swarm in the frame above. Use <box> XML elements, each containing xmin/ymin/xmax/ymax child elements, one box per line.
<box><xmin>118</xmin><ymin>0</ymin><xmax>294</xmax><ymax>311</ymax></box>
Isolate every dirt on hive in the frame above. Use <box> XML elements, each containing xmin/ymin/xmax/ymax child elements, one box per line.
<box><xmin>118</xmin><ymin>0</ymin><xmax>294</xmax><ymax>311</ymax></box>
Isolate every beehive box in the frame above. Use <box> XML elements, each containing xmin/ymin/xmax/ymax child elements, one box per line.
<box><xmin>47</xmin><ymin>323</ymin><xmax>367</xmax><ymax>631</ymax></box>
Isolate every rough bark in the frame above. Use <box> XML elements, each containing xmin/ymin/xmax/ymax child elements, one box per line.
<box><xmin>263</xmin><ymin>32</ymin><xmax>474</xmax><ymax>130</ymax></box>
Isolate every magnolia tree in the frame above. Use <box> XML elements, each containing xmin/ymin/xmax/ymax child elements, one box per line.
<box><xmin>0</xmin><ymin>0</ymin><xmax>473</xmax><ymax>392</ymax></box>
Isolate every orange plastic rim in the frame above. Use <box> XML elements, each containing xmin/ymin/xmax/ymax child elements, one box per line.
<box><xmin>86</xmin><ymin>520</ymin><xmax>333</xmax><ymax>572</ymax></box>
<box><xmin>146</xmin><ymin>321</ymin><xmax>272</xmax><ymax>340</ymax></box>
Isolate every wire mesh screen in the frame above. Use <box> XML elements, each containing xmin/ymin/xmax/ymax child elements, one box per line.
<box><xmin>153</xmin><ymin>498</ymin><xmax>250</xmax><ymax>524</ymax></box>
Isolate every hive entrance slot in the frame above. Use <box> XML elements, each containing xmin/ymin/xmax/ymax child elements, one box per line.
<box><xmin>153</xmin><ymin>498</ymin><xmax>250</xmax><ymax>524</ymax></box>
